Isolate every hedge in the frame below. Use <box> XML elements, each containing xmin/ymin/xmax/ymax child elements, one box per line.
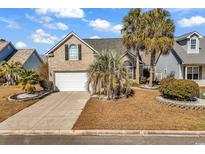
<box><xmin>159</xmin><ymin>77</ymin><xmax>199</xmax><ymax>101</ymax></box>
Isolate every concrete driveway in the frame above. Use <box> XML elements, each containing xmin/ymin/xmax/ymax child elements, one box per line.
<box><xmin>0</xmin><ymin>92</ymin><xmax>90</xmax><ymax>130</ymax></box>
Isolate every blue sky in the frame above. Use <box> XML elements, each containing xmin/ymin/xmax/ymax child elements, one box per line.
<box><xmin>1</xmin><ymin>8</ymin><xmax>205</xmax><ymax>55</ymax></box>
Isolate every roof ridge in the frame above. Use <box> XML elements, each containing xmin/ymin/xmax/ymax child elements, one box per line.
<box><xmin>83</xmin><ymin>38</ymin><xmax>122</xmax><ymax>40</ymax></box>
<box><xmin>17</xmin><ymin>48</ymin><xmax>35</xmax><ymax>50</ymax></box>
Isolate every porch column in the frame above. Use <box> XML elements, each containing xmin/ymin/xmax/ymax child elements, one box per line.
<box><xmin>178</xmin><ymin>64</ymin><xmax>183</xmax><ymax>79</ymax></box>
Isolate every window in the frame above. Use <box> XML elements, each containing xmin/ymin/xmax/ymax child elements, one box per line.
<box><xmin>186</xmin><ymin>66</ymin><xmax>199</xmax><ymax>80</ymax></box>
<box><xmin>124</xmin><ymin>61</ymin><xmax>133</xmax><ymax>79</ymax></box>
<box><xmin>69</xmin><ymin>44</ymin><xmax>78</xmax><ymax>60</ymax></box>
<box><xmin>190</xmin><ymin>39</ymin><xmax>196</xmax><ymax>49</ymax></box>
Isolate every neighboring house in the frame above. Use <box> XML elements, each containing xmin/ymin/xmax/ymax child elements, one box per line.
<box><xmin>46</xmin><ymin>32</ymin><xmax>138</xmax><ymax>91</ymax></box>
<box><xmin>0</xmin><ymin>39</ymin><xmax>43</xmax><ymax>70</ymax></box>
<box><xmin>9</xmin><ymin>49</ymin><xmax>44</xmax><ymax>70</ymax></box>
<box><xmin>0</xmin><ymin>39</ymin><xmax>16</xmax><ymax>62</ymax></box>
<box><xmin>155</xmin><ymin>31</ymin><xmax>205</xmax><ymax>85</ymax></box>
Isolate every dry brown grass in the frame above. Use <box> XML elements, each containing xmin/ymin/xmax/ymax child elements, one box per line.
<box><xmin>0</xmin><ymin>86</ymin><xmax>38</xmax><ymax>122</ymax></box>
<box><xmin>73</xmin><ymin>88</ymin><xmax>205</xmax><ymax>130</ymax></box>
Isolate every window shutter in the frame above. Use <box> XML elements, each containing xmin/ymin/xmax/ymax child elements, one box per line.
<box><xmin>199</xmin><ymin>66</ymin><xmax>202</xmax><ymax>80</ymax></box>
<box><xmin>78</xmin><ymin>44</ymin><xmax>82</xmax><ymax>60</ymax></box>
<box><xmin>65</xmin><ymin>44</ymin><xmax>69</xmax><ymax>60</ymax></box>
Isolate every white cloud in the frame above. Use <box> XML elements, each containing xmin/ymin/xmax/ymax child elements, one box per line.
<box><xmin>0</xmin><ymin>17</ymin><xmax>20</xmax><ymax>29</ymax></box>
<box><xmin>35</xmin><ymin>8</ymin><xmax>84</xmax><ymax>18</ymax></box>
<box><xmin>178</xmin><ymin>16</ymin><xmax>205</xmax><ymax>27</ymax></box>
<box><xmin>15</xmin><ymin>41</ymin><xmax>27</xmax><ymax>49</ymax></box>
<box><xmin>89</xmin><ymin>19</ymin><xmax>111</xmax><ymax>30</ymax></box>
<box><xmin>31</xmin><ymin>29</ymin><xmax>59</xmax><ymax>44</ymax></box>
<box><xmin>44</xmin><ymin>22</ymin><xmax>68</xmax><ymax>30</ymax></box>
<box><xmin>89</xmin><ymin>18</ymin><xmax>122</xmax><ymax>34</ymax></box>
<box><xmin>82</xmin><ymin>18</ymin><xmax>89</xmax><ymax>23</ymax></box>
<box><xmin>90</xmin><ymin>35</ymin><xmax>101</xmax><ymax>39</ymax></box>
<box><xmin>112</xmin><ymin>24</ymin><xmax>123</xmax><ymax>33</ymax></box>
<box><xmin>26</xmin><ymin>14</ymin><xmax>68</xmax><ymax>31</ymax></box>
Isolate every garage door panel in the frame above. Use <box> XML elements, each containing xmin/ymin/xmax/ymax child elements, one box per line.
<box><xmin>55</xmin><ymin>72</ymin><xmax>88</xmax><ymax>91</ymax></box>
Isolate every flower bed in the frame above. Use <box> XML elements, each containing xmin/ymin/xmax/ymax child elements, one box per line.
<box><xmin>8</xmin><ymin>90</ymin><xmax>51</xmax><ymax>102</ymax></box>
<box><xmin>156</xmin><ymin>96</ymin><xmax>205</xmax><ymax>110</ymax></box>
<box><xmin>139</xmin><ymin>84</ymin><xmax>159</xmax><ymax>90</ymax></box>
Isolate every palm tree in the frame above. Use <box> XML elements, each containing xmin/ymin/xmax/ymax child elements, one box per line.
<box><xmin>18</xmin><ymin>69</ymin><xmax>39</xmax><ymax>94</ymax></box>
<box><xmin>88</xmin><ymin>50</ymin><xmax>130</xmax><ymax>100</ymax></box>
<box><xmin>0</xmin><ymin>61</ymin><xmax>23</xmax><ymax>85</ymax></box>
<box><xmin>144</xmin><ymin>8</ymin><xmax>175</xmax><ymax>87</ymax></box>
<box><xmin>121</xmin><ymin>8</ymin><xmax>145</xmax><ymax>84</ymax></box>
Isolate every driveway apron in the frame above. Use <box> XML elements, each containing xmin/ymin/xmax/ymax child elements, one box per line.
<box><xmin>0</xmin><ymin>92</ymin><xmax>90</xmax><ymax>130</ymax></box>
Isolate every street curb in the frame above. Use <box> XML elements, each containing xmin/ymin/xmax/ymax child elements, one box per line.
<box><xmin>1</xmin><ymin>130</ymin><xmax>205</xmax><ymax>136</ymax></box>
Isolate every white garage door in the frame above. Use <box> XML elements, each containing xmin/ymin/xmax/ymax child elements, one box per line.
<box><xmin>55</xmin><ymin>72</ymin><xmax>88</xmax><ymax>91</ymax></box>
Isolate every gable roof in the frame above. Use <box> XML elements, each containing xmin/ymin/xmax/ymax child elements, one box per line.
<box><xmin>46</xmin><ymin>32</ymin><xmax>97</xmax><ymax>55</ymax></box>
<box><xmin>0</xmin><ymin>39</ymin><xmax>9</xmax><ymax>51</ymax></box>
<box><xmin>83</xmin><ymin>38</ymin><xmax>127</xmax><ymax>54</ymax></box>
<box><xmin>176</xmin><ymin>31</ymin><xmax>203</xmax><ymax>41</ymax></box>
<box><xmin>172</xmin><ymin>39</ymin><xmax>205</xmax><ymax>64</ymax></box>
<box><xmin>8</xmin><ymin>49</ymin><xmax>43</xmax><ymax>65</ymax></box>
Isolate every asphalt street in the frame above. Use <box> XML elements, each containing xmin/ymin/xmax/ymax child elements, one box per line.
<box><xmin>1</xmin><ymin>135</ymin><xmax>205</xmax><ymax>145</ymax></box>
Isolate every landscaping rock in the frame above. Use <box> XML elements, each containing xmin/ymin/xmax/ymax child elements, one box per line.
<box><xmin>8</xmin><ymin>90</ymin><xmax>51</xmax><ymax>102</ymax></box>
<box><xmin>156</xmin><ymin>96</ymin><xmax>205</xmax><ymax>110</ymax></box>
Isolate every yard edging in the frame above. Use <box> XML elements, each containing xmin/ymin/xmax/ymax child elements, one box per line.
<box><xmin>1</xmin><ymin>130</ymin><xmax>205</xmax><ymax>136</ymax></box>
<box><xmin>156</xmin><ymin>96</ymin><xmax>205</xmax><ymax>110</ymax></box>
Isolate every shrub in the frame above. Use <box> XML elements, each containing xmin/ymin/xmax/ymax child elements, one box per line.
<box><xmin>18</xmin><ymin>69</ymin><xmax>39</xmax><ymax>94</ymax></box>
<box><xmin>39</xmin><ymin>79</ymin><xmax>53</xmax><ymax>91</ymax></box>
<box><xmin>38</xmin><ymin>62</ymin><xmax>49</xmax><ymax>80</ymax></box>
<box><xmin>0</xmin><ymin>77</ymin><xmax>6</xmax><ymax>85</ymax></box>
<box><xmin>129</xmin><ymin>80</ymin><xmax>139</xmax><ymax>87</ymax></box>
<box><xmin>159</xmin><ymin>77</ymin><xmax>199</xmax><ymax>101</ymax></box>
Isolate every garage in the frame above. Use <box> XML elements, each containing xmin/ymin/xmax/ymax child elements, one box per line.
<box><xmin>54</xmin><ymin>72</ymin><xmax>88</xmax><ymax>91</ymax></box>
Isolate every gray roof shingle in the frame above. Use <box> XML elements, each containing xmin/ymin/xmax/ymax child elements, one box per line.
<box><xmin>83</xmin><ymin>38</ymin><xmax>127</xmax><ymax>54</ymax></box>
<box><xmin>8</xmin><ymin>49</ymin><xmax>35</xmax><ymax>65</ymax></box>
<box><xmin>173</xmin><ymin>38</ymin><xmax>205</xmax><ymax>64</ymax></box>
<box><xmin>0</xmin><ymin>39</ymin><xmax>9</xmax><ymax>51</ymax></box>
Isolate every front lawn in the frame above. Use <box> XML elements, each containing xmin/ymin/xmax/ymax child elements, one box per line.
<box><xmin>0</xmin><ymin>86</ymin><xmax>38</xmax><ymax>123</ymax></box>
<box><xmin>73</xmin><ymin>88</ymin><xmax>205</xmax><ymax>130</ymax></box>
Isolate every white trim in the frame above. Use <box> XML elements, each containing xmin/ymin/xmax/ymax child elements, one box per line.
<box><xmin>68</xmin><ymin>44</ymin><xmax>79</xmax><ymax>61</ymax></box>
<box><xmin>185</xmin><ymin>66</ymin><xmax>199</xmax><ymax>80</ymax></box>
<box><xmin>124</xmin><ymin>60</ymin><xmax>134</xmax><ymax>79</ymax></box>
<box><xmin>187</xmin><ymin>36</ymin><xmax>199</xmax><ymax>54</ymax></box>
<box><xmin>46</xmin><ymin>32</ymin><xmax>97</xmax><ymax>55</ymax></box>
<box><xmin>178</xmin><ymin>64</ymin><xmax>183</xmax><ymax>79</ymax></box>
<box><xmin>187</xmin><ymin>32</ymin><xmax>203</xmax><ymax>39</ymax></box>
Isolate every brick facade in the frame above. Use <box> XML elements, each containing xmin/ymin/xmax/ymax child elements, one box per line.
<box><xmin>48</xmin><ymin>35</ymin><xmax>95</xmax><ymax>81</ymax></box>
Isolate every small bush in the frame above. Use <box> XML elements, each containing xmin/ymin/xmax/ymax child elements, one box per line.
<box><xmin>0</xmin><ymin>77</ymin><xmax>6</xmax><ymax>85</ymax></box>
<box><xmin>129</xmin><ymin>80</ymin><xmax>139</xmax><ymax>87</ymax></box>
<box><xmin>159</xmin><ymin>77</ymin><xmax>199</xmax><ymax>101</ymax></box>
<box><xmin>39</xmin><ymin>79</ymin><xmax>53</xmax><ymax>91</ymax></box>
<box><xmin>38</xmin><ymin>63</ymin><xmax>49</xmax><ymax>80</ymax></box>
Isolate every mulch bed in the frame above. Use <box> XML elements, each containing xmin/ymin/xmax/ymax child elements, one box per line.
<box><xmin>73</xmin><ymin>89</ymin><xmax>205</xmax><ymax>130</ymax></box>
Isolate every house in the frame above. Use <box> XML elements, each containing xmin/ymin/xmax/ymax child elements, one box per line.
<box><xmin>155</xmin><ymin>31</ymin><xmax>205</xmax><ymax>86</ymax></box>
<box><xmin>46</xmin><ymin>32</ymin><xmax>138</xmax><ymax>91</ymax></box>
<box><xmin>47</xmin><ymin>31</ymin><xmax>205</xmax><ymax>92</ymax></box>
<box><xmin>0</xmin><ymin>39</ymin><xmax>44</xmax><ymax>70</ymax></box>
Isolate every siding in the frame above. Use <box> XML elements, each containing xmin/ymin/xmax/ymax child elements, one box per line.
<box><xmin>0</xmin><ymin>44</ymin><xmax>15</xmax><ymax>61</ymax></box>
<box><xmin>23</xmin><ymin>52</ymin><xmax>43</xmax><ymax>70</ymax></box>
<box><xmin>202</xmin><ymin>65</ymin><xmax>205</xmax><ymax>79</ymax></box>
<box><xmin>156</xmin><ymin>51</ymin><xmax>180</xmax><ymax>80</ymax></box>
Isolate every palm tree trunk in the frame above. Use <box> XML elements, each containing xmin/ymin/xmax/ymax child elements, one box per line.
<box><xmin>149</xmin><ymin>65</ymin><xmax>154</xmax><ymax>87</ymax></box>
<box><xmin>149</xmin><ymin>51</ymin><xmax>156</xmax><ymax>87</ymax></box>
<box><xmin>136</xmin><ymin>50</ymin><xmax>140</xmax><ymax>84</ymax></box>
